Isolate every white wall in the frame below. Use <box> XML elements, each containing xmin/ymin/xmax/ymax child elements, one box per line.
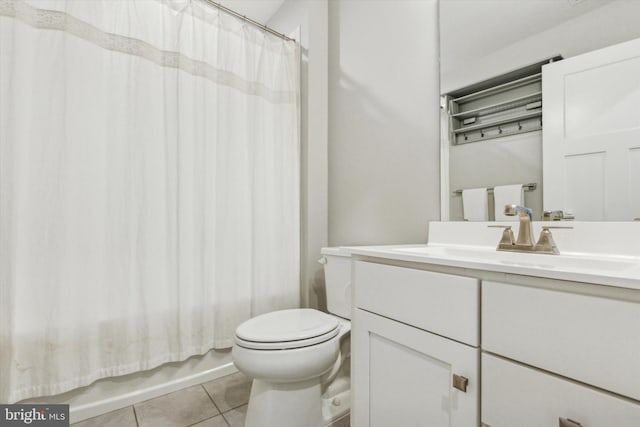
<box><xmin>268</xmin><ymin>0</ymin><xmax>329</xmax><ymax>310</ymax></box>
<box><xmin>443</xmin><ymin>0</ymin><xmax>640</xmax><ymax>221</ymax></box>
<box><xmin>269</xmin><ymin>0</ymin><xmax>442</xmax><ymax>304</ymax></box>
<box><xmin>328</xmin><ymin>0</ymin><xmax>441</xmax><ymax>246</ymax></box>
<box><xmin>442</xmin><ymin>0</ymin><xmax>640</xmax><ymax>93</ymax></box>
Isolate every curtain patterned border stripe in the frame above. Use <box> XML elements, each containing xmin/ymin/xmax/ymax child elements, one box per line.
<box><xmin>0</xmin><ymin>0</ymin><xmax>297</xmax><ymax>104</ymax></box>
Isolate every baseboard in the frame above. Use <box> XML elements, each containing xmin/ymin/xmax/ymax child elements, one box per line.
<box><xmin>70</xmin><ymin>362</ymin><xmax>238</xmax><ymax>423</ymax></box>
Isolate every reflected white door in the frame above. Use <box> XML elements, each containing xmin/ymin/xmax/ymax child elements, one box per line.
<box><xmin>543</xmin><ymin>37</ymin><xmax>640</xmax><ymax>220</ymax></box>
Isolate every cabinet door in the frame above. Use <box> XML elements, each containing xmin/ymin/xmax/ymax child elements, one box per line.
<box><xmin>352</xmin><ymin>309</ymin><xmax>478</xmax><ymax>427</ymax></box>
<box><xmin>543</xmin><ymin>36</ymin><xmax>640</xmax><ymax>220</ymax></box>
<box><xmin>482</xmin><ymin>280</ymin><xmax>640</xmax><ymax>401</ymax></box>
<box><xmin>482</xmin><ymin>353</ymin><xmax>640</xmax><ymax>427</ymax></box>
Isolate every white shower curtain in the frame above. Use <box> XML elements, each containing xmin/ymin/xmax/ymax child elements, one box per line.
<box><xmin>0</xmin><ymin>0</ymin><xmax>300</xmax><ymax>403</ymax></box>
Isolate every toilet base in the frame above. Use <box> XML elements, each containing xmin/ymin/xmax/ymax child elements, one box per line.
<box><xmin>322</xmin><ymin>381</ymin><xmax>350</xmax><ymax>424</ymax></box>
<box><xmin>245</xmin><ymin>378</ymin><xmax>323</xmax><ymax>427</ymax></box>
<box><xmin>321</xmin><ymin>339</ymin><xmax>351</xmax><ymax>425</ymax></box>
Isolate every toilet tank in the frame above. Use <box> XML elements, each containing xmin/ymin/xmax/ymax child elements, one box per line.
<box><xmin>320</xmin><ymin>247</ymin><xmax>351</xmax><ymax>320</ymax></box>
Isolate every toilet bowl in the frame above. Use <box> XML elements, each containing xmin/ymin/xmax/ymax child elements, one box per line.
<box><xmin>232</xmin><ymin>247</ymin><xmax>351</xmax><ymax>427</ymax></box>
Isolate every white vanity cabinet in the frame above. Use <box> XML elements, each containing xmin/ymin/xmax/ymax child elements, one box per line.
<box><xmin>348</xmin><ymin>223</ymin><xmax>640</xmax><ymax>426</ymax></box>
<box><xmin>481</xmin><ymin>280</ymin><xmax>640</xmax><ymax>427</ymax></box>
<box><xmin>351</xmin><ymin>260</ymin><xmax>480</xmax><ymax>427</ymax></box>
<box><xmin>351</xmin><ymin>255</ymin><xmax>640</xmax><ymax>427</ymax></box>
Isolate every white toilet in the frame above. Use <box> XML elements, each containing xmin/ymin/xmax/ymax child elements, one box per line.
<box><xmin>232</xmin><ymin>247</ymin><xmax>351</xmax><ymax>427</ymax></box>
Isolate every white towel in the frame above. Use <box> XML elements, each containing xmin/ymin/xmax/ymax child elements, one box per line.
<box><xmin>462</xmin><ymin>188</ymin><xmax>488</xmax><ymax>221</ymax></box>
<box><xmin>494</xmin><ymin>184</ymin><xmax>524</xmax><ymax>221</ymax></box>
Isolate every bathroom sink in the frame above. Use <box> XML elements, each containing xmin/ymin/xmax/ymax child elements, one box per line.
<box><xmin>382</xmin><ymin>245</ymin><xmax>640</xmax><ymax>280</ymax></box>
<box><xmin>391</xmin><ymin>245</ymin><xmax>639</xmax><ymax>273</ymax></box>
<box><xmin>392</xmin><ymin>245</ymin><xmax>498</xmax><ymax>259</ymax></box>
<box><xmin>392</xmin><ymin>245</ymin><xmax>636</xmax><ymax>271</ymax></box>
<box><xmin>345</xmin><ymin>221</ymin><xmax>640</xmax><ymax>289</ymax></box>
<box><xmin>495</xmin><ymin>252</ymin><xmax>638</xmax><ymax>273</ymax></box>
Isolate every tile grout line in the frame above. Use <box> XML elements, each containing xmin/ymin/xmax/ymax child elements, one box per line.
<box><xmin>219</xmin><ymin>412</ymin><xmax>232</xmax><ymax>427</ymax></box>
<box><xmin>200</xmin><ymin>383</ymin><xmax>224</xmax><ymax>415</ymax></box>
<box><xmin>180</xmin><ymin>384</ymin><xmax>228</xmax><ymax>427</ymax></box>
<box><xmin>201</xmin><ymin>382</ymin><xmax>234</xmax><ymax>427</ymax></box>
<box><xmin>201</xmin><ymin>377</ymin><xmax>249</xmax><ymax>427</ymax></box>
<box><xmin>185</xmin><ymin>414</ymin><xmax>230</xmax><ymax>427</ymax></box>
<box><xmin>132</xmin><ymin>404</ymin><xmax>140</xmax><ymax>427</ymax></box>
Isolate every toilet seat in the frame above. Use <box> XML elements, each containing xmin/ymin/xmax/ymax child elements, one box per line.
<box><xmin>235</xmin><ymin>308</ymin><xmax>340</xmax><ymax>350</ymax></box>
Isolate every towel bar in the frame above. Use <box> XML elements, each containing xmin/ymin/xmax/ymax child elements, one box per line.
<box><xmin>453</xmin><ymin>183</ymin><xmax>537</xmax><ymax>196</ymax></box>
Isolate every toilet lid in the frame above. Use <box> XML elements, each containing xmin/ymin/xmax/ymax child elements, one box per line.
<box><xmin>235</xmin><ymin>308</ymin><xmax>340</xmax><ymax>350</ymax></box>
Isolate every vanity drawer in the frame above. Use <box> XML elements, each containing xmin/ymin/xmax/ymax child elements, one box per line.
<box><xmin>482</xmin><ymin>353</ymin><xmax>640</xmax><ymax>427</ymax></box>
<box><xmin>353</xmin><ymin>261</ymin><xmax>479</xmax><ymax>346</ymax></box>
<box><xmin>482</xmin><ymin>280</ymin><xmax>640</xmax><ymax>400</ymax></box>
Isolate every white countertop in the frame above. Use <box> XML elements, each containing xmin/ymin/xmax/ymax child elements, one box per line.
<box><xmin>343</xmin><ymin>221</ymin><xmax>640</xmax><ymax>290</ymax></box>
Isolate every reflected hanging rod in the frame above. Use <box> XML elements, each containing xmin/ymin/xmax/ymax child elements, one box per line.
<box><xmin>201</xmin><ymin>0</ymin><xmax>295</xmax><ymax>42</ymax></box>
<box><xmin>453</xmin><ymin>183</ymin><xmax>537</xmax><ymax>196</ymax></box>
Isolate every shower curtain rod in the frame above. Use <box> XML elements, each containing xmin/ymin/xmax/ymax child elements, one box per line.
<box><xmin>201</xmin><ymin>0</ymin><xmax>295</xmax><ymax>42</ymax></box>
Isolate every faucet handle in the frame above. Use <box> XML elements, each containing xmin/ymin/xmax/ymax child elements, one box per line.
<box><xmin>541</xmin><ymin>226</ymin><xmax>573</xmax><ymax>230</ymax></box>
<box><xmin>534</xmin><ymin>226</ymin><xmax>573</xmax><ymax>255</ymax></box>
<box><xmin>488</xmin><ymin>225</ymin><xmax>515</xmax><ymax>249</ymax></box>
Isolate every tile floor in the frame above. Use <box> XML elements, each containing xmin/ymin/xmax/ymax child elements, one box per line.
<box><xmin>71</xmin><ymin>372</ymin><xmax>350</xmax><ymax>427</ymax></box>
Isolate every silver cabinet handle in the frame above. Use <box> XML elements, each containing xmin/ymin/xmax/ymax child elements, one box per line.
<box><xmin>453</xmin><ymin>374</ymin><xmax>468</xmax><ymax>392</ymax></box>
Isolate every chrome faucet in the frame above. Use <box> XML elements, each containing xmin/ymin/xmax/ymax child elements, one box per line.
<box><xmin>490</xmin><ymin>204</ymin><xmax>572</xmax><ymax>255</ymax></box>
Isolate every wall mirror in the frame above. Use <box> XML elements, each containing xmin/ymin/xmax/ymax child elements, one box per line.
<box><xmin>439</xmin><ymin>0</ymin><xmax>640</xmax><ymax>221</ymax></box>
